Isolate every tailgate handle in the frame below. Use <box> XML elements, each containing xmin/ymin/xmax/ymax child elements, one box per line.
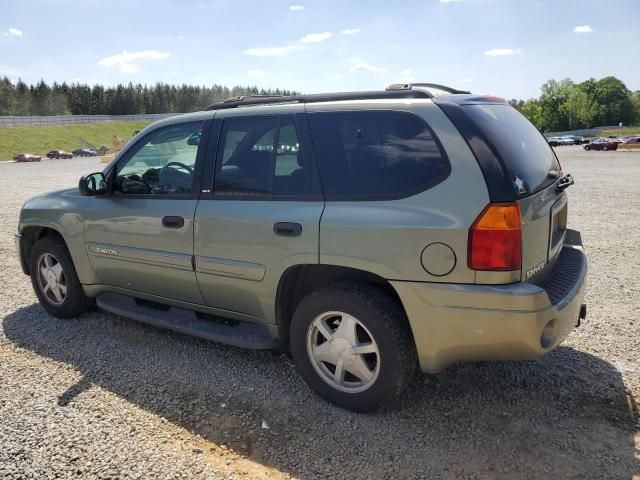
<box><xmin>274</xmin><ymin>222</ymin><xmax>302</xmax><ymax>237</ymax></box>
<box><xmin>556</xmin><ymin>174</ymin><xmax>574</xmax><ymax>193</ymax></box>
<box><xmin>162</xmin><ymin>216</ymin><xmax>185</xmax><ymax>228</ymax></box>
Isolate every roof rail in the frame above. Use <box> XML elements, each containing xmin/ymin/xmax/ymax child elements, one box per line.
<box><xmin>205</xmin><ymin>89</ymin><xmax>432</xmax><ymax>111</ymax></box>
<box><xmin>386</xmin><ymin>83</ymin><xmax>471</xmax><ymax>95</ymax></box>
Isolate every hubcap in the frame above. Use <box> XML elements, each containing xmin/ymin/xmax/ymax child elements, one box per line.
<box><xmin>306</xmin><ymin>311</ymin><xmax>380</xmax><ymax>393</ymax></box>
<box><xmin>36</xmin><ymin>252</ymin><xmax>67</xmax><ymax>306</ymax></box>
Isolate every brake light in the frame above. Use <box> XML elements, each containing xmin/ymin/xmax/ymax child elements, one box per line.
<box><xmin>468</xmin><ymin>203</ymin><xmax>522</xmax><ymax>270</ymax></box>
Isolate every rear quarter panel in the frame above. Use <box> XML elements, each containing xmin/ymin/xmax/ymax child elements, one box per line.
<box><xmin>310</xmin><ymin>100</ymin><xmax>490</xmax><ymax>283</ymax></box>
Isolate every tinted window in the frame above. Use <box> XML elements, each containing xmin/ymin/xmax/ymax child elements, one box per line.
<box><xmin>308</xmin><ymin>111</ymin><xmax>449</xmax><ymax>199</ymax></box>
<box><xmin>463</xmin><ymin>104</ymin><xmax>561</xmax><ymax>195</ymax></box>
<box><xmin>115</xmin><ymin>121</ymin><xmax>203</xmax><ymax>195</ymax></box>
<box><xmin>215</xmin><ymin>116</ymin><xmax>310</xmax><ymax>197</ymax></box>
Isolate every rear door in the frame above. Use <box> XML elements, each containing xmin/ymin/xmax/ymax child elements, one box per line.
<box><xmin>193</xmin><ymin>108</ymin><xmax>324</xmax><ymax>323</ymax></box>
<box><xmin>455</xmin><ymin>103</ymin><xmax>567</xmax><ymax>282</ymax></box>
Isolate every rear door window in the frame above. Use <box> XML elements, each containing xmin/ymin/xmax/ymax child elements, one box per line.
<box><xmin>214</xmin><ymin>115</ymin><xmax>314</xmax><ymax>198</ymax></box>
<box><xmin>307</xmin><ymin>111</ymin><xmax>450</xmax><ymax>200</ymax></box>
<box><xmin>463</xmin><ymin>104</ymin><xmax>561</xmax><ymax>195</ymax></box>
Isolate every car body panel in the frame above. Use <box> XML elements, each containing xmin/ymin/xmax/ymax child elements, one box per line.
<box><xmin>308</xmin><ymin>99</ymin><xmax>490</xmax><ymax>284</ymax></box>
<box><xmin>393</xmin><ymin>241</ymin><xmax>586</xmax><ymax>372</ymax></box>
<box><xmin>18</xmin><ymin>187</ymin><xmax>100</xmax><ymax>284</ymax></box>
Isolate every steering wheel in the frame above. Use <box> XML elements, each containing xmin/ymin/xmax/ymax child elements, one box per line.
<box><xmin>161</xmin><ymin>161</ymin><xmax>194</xmax><ymax>174</ymax></box>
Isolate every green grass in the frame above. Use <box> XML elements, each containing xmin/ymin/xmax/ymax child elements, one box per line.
<box><xmin>600</xmin><ymin>127</ymin><xmax>640</xmax><ymax>137</ymax></box>
<box><xmin>0</xmin><ymin>120</ymin><xmax>152</xmax><ymax>161</ymax></box>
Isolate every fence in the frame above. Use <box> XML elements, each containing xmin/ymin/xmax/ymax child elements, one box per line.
<box><xmin>0</xmin><ymin>113</ymin><xmax>179</xmax><ymax>127</ymax></box>
<box><xmin>543</xmin><ymin>125</ymin><xmax>623</xmax><ymax>138</ymax></box>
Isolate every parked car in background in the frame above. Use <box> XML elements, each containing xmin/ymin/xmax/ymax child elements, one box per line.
<box><xmin>621</xmin><ymin>136</ymin><xmax>640</xmax><ymax>144</ymax></box>
<box><xmin>13</xmin><ymin>153</ymin><xmax>42</xmax><ymax>162</ymax></box>
<box><xmin>547</xmin><ymin>136</ymin><xmax>563</xmax><ymax>146</ymax></box>
<box><xmin>46</xmin><ymin>150</ymin><xmax>73</xmax><ymax>159</ymax></box>
<box><xmin>584</xmin><ymin>138</ymin><xmax>619</xmax><ymax>151</ymax></box>
<box><xmin>72</xmin><ymin>148</ymin><xmax>98</xmax><ymax>157</ymax></box>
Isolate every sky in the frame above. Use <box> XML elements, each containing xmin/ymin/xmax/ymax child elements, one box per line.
<box><xmin>1</xmin><ymin>0</ymin><xmax>639</xmax><ymax>100</ymax></box>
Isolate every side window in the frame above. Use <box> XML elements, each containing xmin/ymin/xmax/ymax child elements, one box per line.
<box><xmin>115</xmin><ymin>121</ymin><xmax>203</xmax><ymax>195</ymax></box>
<box><xmin>308</xmin><ymin>111</ymin><xmax>450</xmax><ymax>199</ymax></box>
<box><xmin>214</xmin><ymin>115</ymin><xmax>308</xmax><ymax>197</ymax></box>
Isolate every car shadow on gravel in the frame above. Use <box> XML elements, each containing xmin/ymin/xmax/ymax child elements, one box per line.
<box><xmin>3</xmin><ymin>304</ymin><xmax>639</xmax><ymax>479</ymax></box>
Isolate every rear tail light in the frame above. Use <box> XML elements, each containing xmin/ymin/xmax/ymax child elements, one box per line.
<box><xmin>468</xmin><ymin>203</ymin><xmax>522</xmax><ymax>271</ymax></box>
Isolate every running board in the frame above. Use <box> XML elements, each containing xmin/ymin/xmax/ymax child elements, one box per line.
<box><xmin>96</xmin><ymin>292</ymin><xmax>277</xmax><ymax>349</ymax></box>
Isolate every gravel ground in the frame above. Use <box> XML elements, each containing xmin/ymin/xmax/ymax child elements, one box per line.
<box><xmin>1</xmin><ymin>148</ymin><xmax>638</xmax><ymax>479</ymax></box>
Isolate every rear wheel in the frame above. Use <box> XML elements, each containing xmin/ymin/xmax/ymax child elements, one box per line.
<box><xmin>603</xmin><ymin>145</ymin><xmax>608</xmax><ymax>151</ymax></box>
<box><xmin>29</xmin><ymin>236</ymin><xmax>93</xmax><ymax>318</ymax></box>
<box><xmin>584</xmin><ymin>145</ymin><xmax>590</xmax><ymax>151</ymax></box>
<box><xmin>290</xmin><ymin>282</ymin><xmax>417</xmax><ymax>412</ymax></box>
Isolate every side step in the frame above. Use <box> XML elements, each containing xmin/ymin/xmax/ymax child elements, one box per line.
<box><xmin>96</xmin><ymin>292</ymin><xmax>278</xmax><ymax>349</ymax></box>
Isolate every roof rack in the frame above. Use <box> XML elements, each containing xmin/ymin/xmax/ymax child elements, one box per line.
<box><xmin>205</xmin><ymin>89</ymin><xmax>433</xmax><ymax>111</ymax></box>
<box><xmin>386</xmin><ymin>83</ymin><xmax>471</xmax><ymax>95</ymax></box>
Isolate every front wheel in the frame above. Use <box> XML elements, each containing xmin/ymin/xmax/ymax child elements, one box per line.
<box><xmin>290</xmin><ymin>282</ymin><xmax>417</xmax><ymax>412</ymax></box>
<box><xmin>603</xmin><ymin>145</ymin><xmax>608</xmax><ymax>151</ymax></box>
<box><xmin>584</xmin><ymin>145</ymin><xmax>590</xmax><ymax>151</ymax></box>
<box><xmin>29</xmin><ymin>236</ymin><xmax>93</xmax><ymax>318</ymax></box>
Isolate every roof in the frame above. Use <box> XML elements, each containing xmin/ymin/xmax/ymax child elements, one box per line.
<box><xmin>205</xmin><ymin>82</ymin><xmax>472</xmax><ymax>111</ymax></box>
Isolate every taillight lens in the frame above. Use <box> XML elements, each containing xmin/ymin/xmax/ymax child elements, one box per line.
<box><xmin>468</xmin><ymin>203</ymin><xmax>522</xmax><ymax>270</ymax></box>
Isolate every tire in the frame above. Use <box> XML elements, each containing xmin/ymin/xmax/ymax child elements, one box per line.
<box><xmin>603</xmin><ymin>145</ymin><xmax>608</xmax><ymax>151</ymax></box>
<box><xmin>29</xmin><ymin>236</ymin><xmax>93</xmax><ymax>318</ymax></box>
<box><xmin>290</xmin><ymin>282</ymin><xmax>417</xmax><ymax>412</ymax></box>
<box><xmin>584</xmin><ymin>146</ymin><xmax>590</xmax><ymax>151</ymax></box>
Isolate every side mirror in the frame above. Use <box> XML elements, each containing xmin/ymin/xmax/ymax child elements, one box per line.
<box><xmin>79</xmin><ymin>172</ymin><xmax>108</xmax><ymax>196</ymax></box>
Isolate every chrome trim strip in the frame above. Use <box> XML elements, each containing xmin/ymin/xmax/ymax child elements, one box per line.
<box><xmin>195</xmin><ymin>255</ymin><xmax>266</xmax><ymax>282</ymax></box>
<box><xmin>87</xmin><ymin>243</ymin><xmax>193</xmax><ymax>270</ymax></box>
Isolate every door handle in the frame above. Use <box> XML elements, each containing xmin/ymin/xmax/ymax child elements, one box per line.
<box><xmin>274</xmin><ymin>222</ymin><xmax>302</xmax><ymax>237</ymax></box>
<box><xmin>162</xmin><ymin>216</ymin><xmax>185</xmax><ymax>228</ymax></box>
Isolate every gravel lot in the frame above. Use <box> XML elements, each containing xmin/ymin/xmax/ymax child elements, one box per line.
<box><xmin>1</xmin><ymin>147</ymin><xmax>638</xmax><ymax>479</ymax></box>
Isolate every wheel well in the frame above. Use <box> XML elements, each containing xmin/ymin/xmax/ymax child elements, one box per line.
<box><xmin>275</xmin><ymin>264</ymin><xmax>406</xmax><ymax>346</ymax></box>
<box><xmin>20</xmin><ymin>226</ymin><xmax>65</xmax><ymax>274</ymax></box>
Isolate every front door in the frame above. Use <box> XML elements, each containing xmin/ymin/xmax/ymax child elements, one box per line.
<box><xmin>84</xmin><ymin>120</ymin><xmax>208</xmax><ymax>304</ymax></box>
<box><xmin>194</xmin><ymin>110</ymin><xmax>324</xmax><ymax>323</ymax></box>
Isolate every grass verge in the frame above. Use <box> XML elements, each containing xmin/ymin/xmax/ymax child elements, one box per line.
<box><xmin>0</xmin><ymin>120</ymin><xmax>152</xmax><ymax>160</ymax></box>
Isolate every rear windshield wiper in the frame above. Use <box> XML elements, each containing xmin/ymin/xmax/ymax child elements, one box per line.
<box><xmin>555</xmin><ymin>173</ymin><xmax>574</xmax><ymax>193</ymax></box>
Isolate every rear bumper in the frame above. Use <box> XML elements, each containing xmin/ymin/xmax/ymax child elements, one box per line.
<box><xmin>392</xmin><ymin>230</ymin><xmax>587</xmax><ymax>373</ymax></box>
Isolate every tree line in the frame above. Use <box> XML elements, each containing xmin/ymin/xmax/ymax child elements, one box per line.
<box><xmin>0</xmin><ymin>78</ymin><xmax>298</xmax><ymax>116</ymax></box>
<box><xmin>0</xmin><ymin>75</ymin><xmax>638</xmax><ymax>132</ymax></box>
<box><xmin>509</xmin><ymin>76</ymin><xmax>640</xmax><ymax>132</ymax></box>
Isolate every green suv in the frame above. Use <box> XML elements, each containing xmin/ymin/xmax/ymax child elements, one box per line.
<box><xmin>16</xmin><ymin>84</ymin><xmax>587</xmax><ymax>412</ymax></box>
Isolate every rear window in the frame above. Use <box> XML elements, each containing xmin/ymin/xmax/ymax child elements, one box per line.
<box><xmin>308</xmin><ymin>110</ymin><xmax>450</xmax><ymax>200</ymax></box>
<box><xmin>463</xmin><ymin>104</ymin><xmax>561</xmax><ymax>195</ymax></box>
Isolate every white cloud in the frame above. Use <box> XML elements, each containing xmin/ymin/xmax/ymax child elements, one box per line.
<box><xmin>248</xmin><ymin>69</ymin><xmax>265</xmax><ymax>77</ymax></box>
<box><xmin>341</xmin><ymin>28</ymin><xmax>360</xmax><ymax>35</ymax></box>
<box><xmin>300</xmin><ymin>32</ymin><xmax>332</xmax><ymax>43</ymax></box>
<box><xmin>483</xmin><ymin>48</ymin><xmax>522</xmax><ymax>56</ymax></box>
<box><xmin>1</xmin><ymin>27</ymin><xmax>23</xmax><ymax>38</ymax></box>
<box><xmin>350</xmin><ymin>61</ymin><xmax>386</xmax><ymax>73</ymax></box>
<box><xmin>98</xmin><ymin>49</ymin><xmax>170</xmax><ymax>73</ymax></box>
<box><xmin>573</xmin><ymin>25</ymin><xmax>593</xmax><ymax>33</ymax></box>
<box><xmin>244</xmin><ymin>45</ymin><xmax>301</xmax><ymax>57</ymax></box>
<box><xmin>177</xmin><ymin>35</ymin><xmax>184</xmax><ymax>40</ymax></box>
<box><xmin>289</xmin><ymin>4</ymin><xmax>304</xmax><ymax>11</ymax></box>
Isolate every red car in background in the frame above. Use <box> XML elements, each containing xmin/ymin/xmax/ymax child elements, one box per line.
<box><xmin>583</xmin><ymin>138</ymin><xmax>618</xmax><ymax>151</ymax></box>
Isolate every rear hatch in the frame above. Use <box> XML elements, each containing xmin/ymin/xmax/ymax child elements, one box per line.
<box><xmin>435</xmin><ymin>97</ymin><xmax>568</xmax><ymax>283</ymax></box>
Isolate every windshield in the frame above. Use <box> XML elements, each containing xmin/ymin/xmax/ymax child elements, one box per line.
<box><xmin>464</xmin><ymin>104</ymin><xmax>561</xmax><ymax>196</ymax></box>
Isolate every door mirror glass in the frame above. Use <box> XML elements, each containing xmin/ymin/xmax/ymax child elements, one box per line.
<box><xmin>79</xmin><ymin>172</ymin><xmax>107</xmax><ymax>196</ymax></box>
